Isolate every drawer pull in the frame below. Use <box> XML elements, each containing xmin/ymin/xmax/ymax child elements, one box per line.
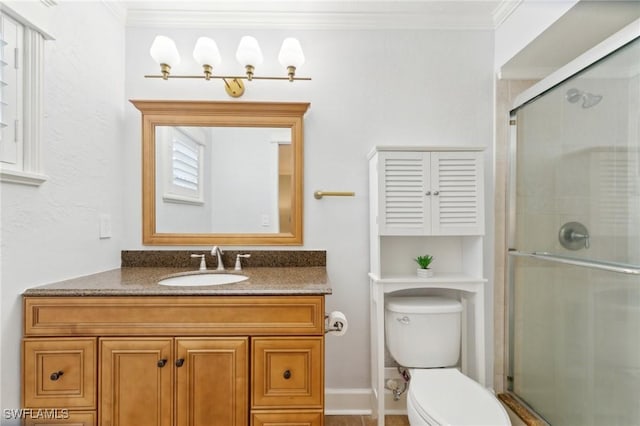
<box><xmin>175</xmin><ymin>358</ymin><xmax>185</xmax><ymax>367</ymax></box>
<box><xmin>283</xmin><ymin>369</ymin><xmax>292</xmax><ymax>380</ymax></box>
<box><xmin>157</xmin><ymin>359</ymin><xmax>168</xmax><ymax>368</ymax></box>
<box><xmin>49</xmin><ymin>371</ymin><xmax>64</xmax><ymax>381</ymax></box>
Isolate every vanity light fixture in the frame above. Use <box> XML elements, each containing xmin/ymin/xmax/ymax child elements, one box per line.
<box><xmin>146</xmin><ymin>35</ymin><xmax>310</xmax><ymax>98</ymax></box>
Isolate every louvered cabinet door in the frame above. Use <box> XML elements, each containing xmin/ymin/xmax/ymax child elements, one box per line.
<box><xmin>377</xmin><ymin>151</ymin><xmax>431</xmax><ymax>235</ymax></box>
<box><xmin>430</xmin><ymin>151</ymin><xmax>484</xmax><ymax>235</ymax></box>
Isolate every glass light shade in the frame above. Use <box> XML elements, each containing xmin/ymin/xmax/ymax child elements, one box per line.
<box><xmin>278</xmin><ymin>38</ymin><xmax>305</xmax><ymax>68</ymax></box>
<box><xmin>193</xmin><ymin>37</ymin><xmax>221</xmax><ymax>67</ymax></box>
<box><xmin>235</xmin><ymin>36</ymin><xmax>264</xmax><ymax>66</ymax></box>
<box><xmin>150</xmin><ymin>35</ymin><xmax>180</xmax><ymax>67</ymax></box>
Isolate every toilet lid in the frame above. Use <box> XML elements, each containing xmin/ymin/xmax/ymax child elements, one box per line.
<box><xmin>408</xmin><ymin>368</ymin><xmax>510</xmax><ymax>426</ymax></box>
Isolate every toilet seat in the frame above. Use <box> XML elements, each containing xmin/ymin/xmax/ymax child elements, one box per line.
<box><xmin>408</xmin><ymin>368</ymin><xmax>511</xmax><ymax>426</ymax></box>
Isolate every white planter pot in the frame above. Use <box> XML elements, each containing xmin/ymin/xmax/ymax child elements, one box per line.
<box><xmin>416</xmin><ymin>268</ymin><xmax>433</xmax><ymax>278</ymax></box>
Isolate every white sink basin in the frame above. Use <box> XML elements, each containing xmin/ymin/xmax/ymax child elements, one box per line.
<box><xmin>158</xmin><ymin>273</ymin><xmax>249</xmax><ymax>287</ymax></box>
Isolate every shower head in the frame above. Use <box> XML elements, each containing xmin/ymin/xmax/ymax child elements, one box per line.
<box><xmin>565</xmin><ymin>88</ymin><xmax>602</xmax><ymax>108</ymax></box>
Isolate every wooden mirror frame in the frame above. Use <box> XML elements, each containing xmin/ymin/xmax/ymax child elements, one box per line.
<box><xmin>131</xmin><ymin>100</ymin><xmax>310</xmax><ymax>245</ymax></box>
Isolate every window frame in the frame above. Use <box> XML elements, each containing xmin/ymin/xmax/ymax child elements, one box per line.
<box><xmin>0</xmin><ymin>8</ymin><xmax>47</xmax><ymax>186</ymax></box>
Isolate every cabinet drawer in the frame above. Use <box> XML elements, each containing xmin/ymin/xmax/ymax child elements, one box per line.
<box><xmin>252</xmin><ymin>337</ymin><xmax>323</xmax><ymax>408</ymax></box>
<box><xmin>251</xmin><ymin>410</ymin><xmax>322</xmax><ymax>426</ymax></box>
<box><xmin>23</xmin><ymin>410</ymin><xmax>96</xmax><ymax>426</ymax></box>
<box><xmin>24</xmin><ymin>296</ymin><xmax>324</xmax><ymax>336</ymax></box>
<box><xmin>23</xmin><ymin>338</ymin><xmax>96</xmax><ymax>409</ymax></box>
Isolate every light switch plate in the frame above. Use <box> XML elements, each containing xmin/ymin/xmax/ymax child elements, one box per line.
<box><xmin>99</xmin><ymin>213</ymin><xmax>112</xmax><ymax>239</ymax></box>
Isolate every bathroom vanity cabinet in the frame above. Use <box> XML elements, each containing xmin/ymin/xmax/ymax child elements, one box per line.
<box><xmin>368</xmin><ymin>146</ymin><xmax>487</xmax><ymax>426</ymax></box>
<box><xmin>22</xmin><ymin>293</ymin><xmax>326</xmax><ymax>426</ymax></box>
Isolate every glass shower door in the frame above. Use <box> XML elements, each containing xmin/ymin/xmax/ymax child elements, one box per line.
<box><xmin>508</xmin><ymin>37</ymin><xmax>640</xmax><ymax>425</ymax></box>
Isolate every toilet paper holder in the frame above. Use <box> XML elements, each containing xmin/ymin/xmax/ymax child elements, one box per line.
<box><xmin>324</xmin><ymin>313</ymin><xmax>345</xmax><ymax>334</ymax></box>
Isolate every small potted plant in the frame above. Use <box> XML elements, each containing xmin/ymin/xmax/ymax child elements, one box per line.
<box><xmin>414</xmin><ymin>254</ymin><xmax>434</xmax><ymax>278</ymax></box>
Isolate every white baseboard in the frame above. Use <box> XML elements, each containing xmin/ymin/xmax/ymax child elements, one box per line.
<box><xmin>325</xmin><ymin>388</ymin><xmax>372</xmax><ymax>415</ymax></box>
<box><xmin>325</xmin><ymin>368</ymin><xmax>411</xmax><ymax>415</ymax></box>
<box><xmin>325</xmin><ymin>379</ymin><xmax>409</xmax><ymax>414</ymax></box>
<box><xmin>324</xmin><ymin>387</ymin><xmax>408</xmax><ymax>415</ymax></box>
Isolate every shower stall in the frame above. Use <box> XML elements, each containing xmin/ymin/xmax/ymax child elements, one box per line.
<box><xmin>506</xmin><ymin>29</ymin><xmax>640</xmax><ymax>425</ymax></box>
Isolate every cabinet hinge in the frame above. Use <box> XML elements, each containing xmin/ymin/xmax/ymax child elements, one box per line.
<box><xmin>14</xmin><ymin>47</ymin><xmax>19</xmax><ymax>70</ymax></box>
<box><xmin>509</xmin><ymin>119</ymin><xmax>516</xmax><ymax>126</ymax></box>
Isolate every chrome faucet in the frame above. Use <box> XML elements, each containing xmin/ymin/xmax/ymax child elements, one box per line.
<box><xmin>211</xmin><ymin>246</ymin><xmax>225</xmax><ymax>270</ymax></box>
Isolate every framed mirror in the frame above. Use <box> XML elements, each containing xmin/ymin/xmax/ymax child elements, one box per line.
<box><xmin>131</xmin><ymin>100</ymin><xmax>310</xmax><ymax>245</ymax></box>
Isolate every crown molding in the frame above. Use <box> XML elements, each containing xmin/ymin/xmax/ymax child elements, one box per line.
<box><xmin>124</xmin><ymin>1</ymin><xmax>518</xmax><ymax>30</ymax></box>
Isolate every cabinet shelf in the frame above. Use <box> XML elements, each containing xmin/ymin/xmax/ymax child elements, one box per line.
<box><xmin>369</xmin><ymin>272</ymin><xmax>487</xmax><ymax>284</ymax></box>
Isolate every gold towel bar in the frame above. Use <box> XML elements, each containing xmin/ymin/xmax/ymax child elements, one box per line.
<box><xmin>314</xmin><ymin>191</ymin><xmax>356</xmax><ymax>199</ymax></box>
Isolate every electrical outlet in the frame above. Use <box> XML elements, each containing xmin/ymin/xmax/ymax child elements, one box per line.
<box><xmin>99</xmin><ymin>214</ymin><xmax>112</xmax><ymax>239</ymax></box>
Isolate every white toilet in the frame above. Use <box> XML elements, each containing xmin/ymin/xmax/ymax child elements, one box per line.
<box><xmin>385</xmin><ymin>296</ymin><xmax>511</xmax><ymax>426</ymax></box>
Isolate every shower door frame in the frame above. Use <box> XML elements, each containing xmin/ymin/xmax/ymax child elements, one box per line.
<box><xmin>503</xmin><ymin>18</ymin><xmax>640</xmax><ymax>419</ymax></box>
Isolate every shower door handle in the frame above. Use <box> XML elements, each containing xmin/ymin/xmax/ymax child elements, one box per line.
<box><xmin>508</xmin><ymin>250</ymin><xmax>640</xmax><ymax>275</ymax></box>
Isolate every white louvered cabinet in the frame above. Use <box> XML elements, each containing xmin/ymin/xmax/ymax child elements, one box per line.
<box><xmin>374</xmin><ymin>149</ymin><xmax>484</xmax><ymax>236</ymax></box>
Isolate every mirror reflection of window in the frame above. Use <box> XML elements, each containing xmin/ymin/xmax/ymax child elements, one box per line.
<box><xmin>172</xmin><ymin>136</ymin><xmax>199</xmax><ymax>192</ymax></box>
<box><xmin>159</xmin><ymin>127</ymin><xmax>206</xmax><ymax>205</ymax></box>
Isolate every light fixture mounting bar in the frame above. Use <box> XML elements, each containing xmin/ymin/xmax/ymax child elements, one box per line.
<box><xmin>144</xmin><ymin>74</ymin><xmax>312</xmax><ymax>81</ymax></box>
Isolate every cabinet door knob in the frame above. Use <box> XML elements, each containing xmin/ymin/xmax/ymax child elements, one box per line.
<box><xmin>283</xmin><ymin>369</ymin><xmax>292</xmax><ymax>380</ymax></box>
<box><xmin>433</xmin><ymin>190</ymin><xmax>440</xmax><ymax>195</ymax></box>
<box><xmin>49</xmin><ymin>371</ymin><xmax>64</xmax><ymax>381</ymax></box>
<box><xmin>175</xmin><ymin>358</ymin><xmax>185</xmax><ymax>367</ymax></box>
<box><xmin>157</xmin><ymin>359</ymin><xmax>168</xmax><ymax>368</ymax></box>
<box><xmin>425</xmin><ymin>191</ymin><xmax>431</xmax><ymax>196</ymax></box>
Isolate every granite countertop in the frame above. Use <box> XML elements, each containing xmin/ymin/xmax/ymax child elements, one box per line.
<box><xmin>23</xmin><ymin>267</ymin><xmax>332</xmax><ymax>296</ymax></box>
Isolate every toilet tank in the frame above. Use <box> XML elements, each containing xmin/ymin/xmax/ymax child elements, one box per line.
<box><xmin>385</xmin><ymin>296</ymin><xmax>463</xmax><ymax>368</ymax></box>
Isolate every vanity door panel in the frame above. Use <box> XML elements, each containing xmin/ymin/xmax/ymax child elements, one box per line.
<box><xmin>175</xmin><ymin>338</ymin><xmax>248</xmax><ymax>426</ymax></box>
<box><xmin>99</xmin><ymin>338</ymin><xmax>173</xmax><ymax>426</ymax></box>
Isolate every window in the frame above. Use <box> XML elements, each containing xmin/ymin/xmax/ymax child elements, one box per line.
<box><xmin>0</xmin><ymin>10</ymin><xmax>47</xmax><ymax>186</ymax></box>
<box><xmin>0</xmin><ymin>13</ymin><xmax>23</xmax><ymax>171</ymax></box>
<box><xmin>162</xmin><ymin>127</ymin><xmax>205</xmax><ymax>205</ymax></box>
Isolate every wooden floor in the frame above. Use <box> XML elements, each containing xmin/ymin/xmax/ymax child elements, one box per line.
<box><xmin>325</xmin><ymin>415</ymin><xmax>410</xmax><ymax>425</ymax></box>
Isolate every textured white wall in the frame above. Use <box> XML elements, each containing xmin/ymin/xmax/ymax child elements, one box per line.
<box><xmin>124</xmin><ymin>28</ymin><xmax>496</xmax><ymax>392</ymax></box>
<box><xmin>0</xmin><ymin>2</ymin><xmax>125</xmax><ymax>411</ymax></box>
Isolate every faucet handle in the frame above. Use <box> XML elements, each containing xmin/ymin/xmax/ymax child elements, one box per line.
<box><xmin>234</xmin><ymin>254</ymin><xmax>251</xmax><ymax>271</ymax></box>
<box><xmin>190</xmin><ymin>254</ymin><xmax>207</xmax><ymax>271</ymax></box>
